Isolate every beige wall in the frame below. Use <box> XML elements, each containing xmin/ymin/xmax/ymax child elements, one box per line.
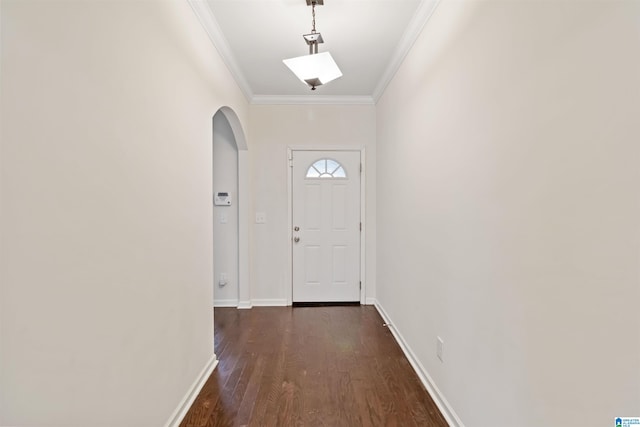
<box><xmin>376</xmin><ymin>0</ymin><xmax>640</xmax><ymax>426</ymax></box>
<box><xmin>249</xmin><ymin>104</ymin><xmax>376</xmax><ymax>304</ymax></box>
<box><xmin>0</xmin><ymin>1</ymin><xmax>248</xmax><ymax>425</ymax></box>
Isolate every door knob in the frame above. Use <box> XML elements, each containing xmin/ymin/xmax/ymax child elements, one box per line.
<box><xmin>294</xmin><ymin>226</ymin><xmax>300</xmax><ymax>231</ymax></box>
<box><xmin>294</xmin><ymin>237</ymin><xmax>300</xmax><ymax>243</ymax></box>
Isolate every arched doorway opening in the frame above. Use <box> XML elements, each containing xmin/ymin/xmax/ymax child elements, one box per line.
<box><xmin>212</xmin><ymin>107</ymin><xmax>249</xmax><ymax>309</ymax></box>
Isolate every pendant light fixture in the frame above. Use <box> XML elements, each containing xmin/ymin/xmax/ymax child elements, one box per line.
<box><xmin>283</xmin><ymin>0</ymin><xmax>342</xmax><ymax>90</ymax></box>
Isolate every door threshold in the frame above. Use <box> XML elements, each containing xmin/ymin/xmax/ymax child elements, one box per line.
<box><xmin>292</xmin><ymin>301</ymin><xmax>361</xmax><ymax>307</ymax></box>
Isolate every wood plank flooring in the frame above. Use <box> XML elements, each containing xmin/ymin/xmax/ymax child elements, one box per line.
<box><xmin>180</xmin><ymin>306</ymin><xmax>448</xmax><ymax>427</ymax></box>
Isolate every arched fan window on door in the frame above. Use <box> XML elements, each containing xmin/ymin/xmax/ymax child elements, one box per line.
<box><xmin>305</xmin><ymin>158</ymin><xmax>347</xmax><ymax>179</ymax></box>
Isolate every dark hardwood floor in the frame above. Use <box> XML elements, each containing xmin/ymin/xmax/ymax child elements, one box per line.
<box><xmin>180</xmin><ymin>306</ymin><xmax>448</xmax><ymax>427</ymax></box>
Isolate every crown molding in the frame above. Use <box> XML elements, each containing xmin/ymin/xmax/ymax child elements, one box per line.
<box><xmin>372</xmin><ymin>0</ymin><xmax>441</xmax><ymax>103</ymax></box>
<box><xmin>251</xmin><ymin>95</ymin><xmax>375</xmax><ymax>106</ymax></box>
<box><xmin>187</xmin><ymin>0</ymin><xmax>253</xmax><ymax>101</ymax></box>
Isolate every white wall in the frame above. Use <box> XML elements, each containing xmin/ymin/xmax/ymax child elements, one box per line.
<box><xmin>212</xmin><ymin>111</ymin><xmax>239</xmax><ymax>306</ymax></box>
<box><xmin>0</xmin><ymin>1</ymin><xmax>248</xmax><ymax>425</ymax></box>
<box><xmin>249</xmin><ymin>104</ymin><xmax>376</xmax><ymax>305</ymax></box>
<box><xmin>376</xmin><ymin>1</ymin><xmax>640</xmax><ymax>426</ymax></box>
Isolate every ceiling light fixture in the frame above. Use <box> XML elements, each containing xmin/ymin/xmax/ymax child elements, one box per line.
<box><xmin>283</xmin><ymin>0</ymin><xmax>342</xmax><ymax>90</ymax></box>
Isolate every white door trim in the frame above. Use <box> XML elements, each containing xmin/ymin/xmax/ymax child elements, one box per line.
<box><xmin>287</xmin><ymin>146</ymin><xmax>366</xmax><ymax>305</ymax></box>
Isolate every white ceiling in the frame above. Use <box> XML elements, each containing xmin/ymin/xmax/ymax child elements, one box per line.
<box><xmin>189</xmin><ymin>0</ymin><xmax>439</xmax><ymax>104</ymax></box>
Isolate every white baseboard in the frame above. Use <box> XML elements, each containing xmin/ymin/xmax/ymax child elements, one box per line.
<box><xmin>164</xmin><ymin>353</ymin><xmax>218</xmax><ymax>427</ymax></box>
<box><xmin>251</xmin><ymin>298</ymin><xmax>287</xmax><ymax>307</ymax></box>
<box><xmin>365</xmin><ymin>297</ymin><xmax>376</xmax><ymax>305</ymax></box>
<box><xmin>237</xmin><ymin>300</ymin><xmax>252</xmax><ymax>309</ymax></box>
<box><xmin>373</xmin><ymin>300</ymin><xmax>464</xmax><ymax>427</ymax></box>
<box><xmin>213</xmin><ymin>299</ymin><xmax>238</xmax><ymax>307</ymax></box>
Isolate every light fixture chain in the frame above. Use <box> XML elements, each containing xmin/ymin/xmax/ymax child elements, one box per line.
<box><xmin>311</xmin><ymin>2</ymin><xmax>316</xmax><ymax>33</ymax></box>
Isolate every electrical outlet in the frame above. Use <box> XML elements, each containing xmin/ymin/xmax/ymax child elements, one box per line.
<box><xmin>219</xmin><ymin>273</ymin><xmax>228</xmax><ymax>287</ymax></box>
<box><xmin>437</xmin><ymin>336</ymin><xmax>444</xmax><ymax>362</ymax></box>
<box><xmin>255</xmin><ymin>212</ymin><xmax>266</xmax><ymax>224</ymax></box>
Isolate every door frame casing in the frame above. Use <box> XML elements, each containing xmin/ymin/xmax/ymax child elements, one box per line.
<box><xmin>287</xmin><ymin>146</ymin><xmax>366</xmax><ymax>305</ymax></box>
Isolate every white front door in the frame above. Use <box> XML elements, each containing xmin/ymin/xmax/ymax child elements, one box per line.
<box><xmin>292</xmin><ymin>150</ymin><xmax>361</xmax><ymax>303</ymax></box>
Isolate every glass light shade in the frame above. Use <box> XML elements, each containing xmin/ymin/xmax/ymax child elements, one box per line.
<box><xmin>283</xmin><ymin>51</ymin><xmax>342</xmax><ymax>88</ymax></box>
